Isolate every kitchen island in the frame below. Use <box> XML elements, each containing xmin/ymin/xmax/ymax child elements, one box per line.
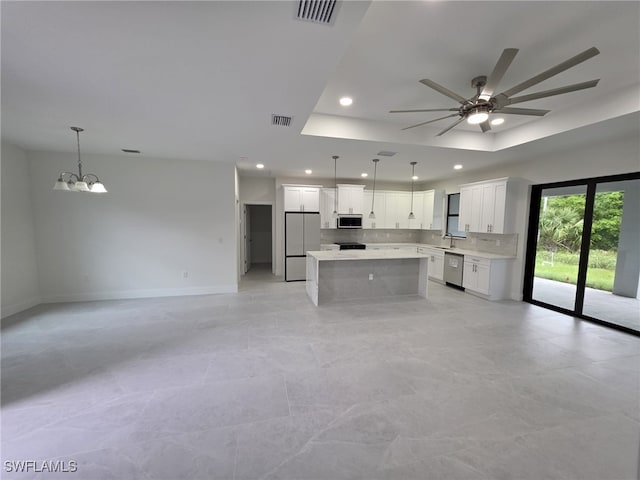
<box><xmin>306</xmin><ymin>250</ymin><xmax>429</xmax><ymax>306</ymax></box>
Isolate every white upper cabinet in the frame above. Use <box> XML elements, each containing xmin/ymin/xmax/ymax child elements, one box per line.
<box><xmin>384</xmin><ymin>192</ymin><xmax>412</xmax><ymax>229</ymax></box>
<box><xmin>422</xmin><ymin>189</ymin><xmax>444</xmax><ymax>230</ymax></box>
<box><xmin>408</xmin><ymin>191</ymin><xmax>424</xmax><ymax>230</ymax></box>
<box><xmin>363</xmin><ymin>190</ymin><xmax>386</xmax><ymax>229</ymax></box>
<box><xmin>458</xmin><ymin>178</ymin><xmax>517</xmax><ymax>234</ymax></box>
<box><xmin>283</xmin><ymin>185</ymin><xmax>320</xmax><ymax>212</ymax></box>
<box><xmin>337</xmin><ymin>184</ymin><xmax>365</xmax><ymax>215</ymax></box>
<box><xmin>320</xmin><ymin>188</ymin><xmax>336</xmax><ymax>229</ymax></box>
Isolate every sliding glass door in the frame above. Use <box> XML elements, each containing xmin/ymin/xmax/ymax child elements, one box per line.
<box><xmin>524</xmin><ymin>173</ymin><xmax>640</xmax><ymax>334</ymax></box>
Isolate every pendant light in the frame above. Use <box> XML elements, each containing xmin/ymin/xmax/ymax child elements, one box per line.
<box><xmin>408</xmin><ymin>161</ymin><xmax>417</xmax><ymax>220</ymax></box>
<box><xmin>53</xmin><ymin>127</ymin><xmax>107</xmax><ymax>193</ymax></box>
<box><xmin>369</xmin><ymin>158</ymin><xmax>379</xmax><ymax>219</ymax></box>
<box><xmin>332</xmin><ymin>155</ymin><xmax>339</xmax><ymax>219</ymax></box>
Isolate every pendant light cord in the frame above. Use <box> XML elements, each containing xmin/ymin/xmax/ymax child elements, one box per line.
<box><xmin>76</xmin><ymin>128</ymin><xmax>83</xmax><ymax>179</ymax></box>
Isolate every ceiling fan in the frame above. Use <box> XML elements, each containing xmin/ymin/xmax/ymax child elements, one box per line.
<box><xmin>390</xmin><ymin>47</ymin><xmax>600</xmax><ymax>136</ymax></box>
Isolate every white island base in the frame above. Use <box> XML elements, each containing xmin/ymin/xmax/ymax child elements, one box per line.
<box><xmin>306</xmin><ymin>250</ymin><xmax>429</xmax><ymax>306</ymax></box>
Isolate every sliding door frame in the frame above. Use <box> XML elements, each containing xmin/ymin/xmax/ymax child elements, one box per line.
<box><xmin>523</xmin><ymin>171</ymin><xmax>640</xmax><ymax>336</ymax></box>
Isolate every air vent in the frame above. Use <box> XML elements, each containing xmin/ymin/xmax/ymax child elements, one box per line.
<box><xmin>272</xmin><ymin>114</ymin><xmax>293</xmax><ymax>127</ymax></box>
<box><xmin>296</xmin><ymin>0</ymin><xmax>337</xmax><ymax>25</ymax></box>
<box><xmin>377</xmin><ymin>151</ymin><xmax>397</xmax><ymax>157</ymax></box>
<box><xmin>122</xmin><ymin>149</ymin><xmax>141</xmax><ymax>154</ymax></box>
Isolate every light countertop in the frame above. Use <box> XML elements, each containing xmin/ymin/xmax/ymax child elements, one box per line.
<box><xmin>307</xmin><ymin>250</ymin><xmax>429</xmax><ymax>261</ymax></box>
<box><xmin>318</xmin><ymin>242</ymin><xmax>516</xmax><ymax>259</ymax></box>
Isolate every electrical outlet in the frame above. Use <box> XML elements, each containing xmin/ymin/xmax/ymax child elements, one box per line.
<box><xmin>368</xmin><ymin>273</ymin><xmax>374</xmax><ymax>280</ymax></box>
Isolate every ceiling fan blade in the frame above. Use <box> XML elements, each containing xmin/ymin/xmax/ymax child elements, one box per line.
<box><xmin>479</xmin><ymin>48</ymin><xmax>519</xmax><ymax>100</ymax></box>
<box><xmin>499</xmin><ymin>47</ymin><xmax>600</xmax><ymax>98</ymax></box>
<box><xmin>507</xmin><ymin>79</ymin><xmax>599</xmax><ymax>105</ymax></box>
<box><xmin>495</xmin><ymin>107</ymin><xmax>550</xmax><ymax>116</ymax></box>
<box><xmin>401</xmin><ymin>114</ymin><xmax>460</xmax><ymax>131</ymax></box>
<box><xmin>479</xmin><ymin>120</ymin><xmax>492</xmax><ymax>133</ymax></box>
<box><xmin>419</xmin><ymin>79</ymin><xmax>468</xmax><ymax>105</ymax></box>
<box><xmin>435</xmin><ymin>117</ymin><xmax>466</xmax><ymax>136</ymax></box>
<box><xmin>389</xmin><ymin>108</ymin><xmax>459</xmax><ymax>113</ymax></box>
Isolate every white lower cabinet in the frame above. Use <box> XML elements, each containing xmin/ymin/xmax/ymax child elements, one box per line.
<box><xmin>418</xmin><ymin>246</ymin><xmax>444</xmax><ymax>282</ymax></box>
<box><xmin>463</xmin><ymin>255</ymin><xmax>512</xmax><ymax>300</ymax></box>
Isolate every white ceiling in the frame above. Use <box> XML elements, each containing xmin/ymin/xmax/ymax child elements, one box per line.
<box><xmin>2</xmin><ymin>1</ymin><xmax>639</xmax><ymax>183</ymax></box>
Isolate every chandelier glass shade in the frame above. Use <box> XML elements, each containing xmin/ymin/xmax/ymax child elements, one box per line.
<box><xmin>53</xmin><ymin>127</ymin><xmax>107</xmax><ymax>193</ymax></box>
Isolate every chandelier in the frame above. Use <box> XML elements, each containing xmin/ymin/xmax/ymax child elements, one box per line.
<box><xmin>53</xmin><ymin>127</ymin><xmax>107</xmax><ymax>193</ymax></box>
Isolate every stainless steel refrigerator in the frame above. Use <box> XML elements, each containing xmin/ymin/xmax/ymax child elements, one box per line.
<box><xmin>285</xmin><ymin>212</ymin><xmax>320</xmax><ymax>281</ymax></box>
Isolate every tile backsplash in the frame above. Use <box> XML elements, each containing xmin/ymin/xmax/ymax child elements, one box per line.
<box><xmin>321</xmin><ymin>229</ymin><xmax>517</xmax><ymax>256</ymax></box>
<box><xmin>321</xmin><ymin>229</ymin><xmax>421</xmax><ymax>244</ymax></box>
<box><xmin>419</xmin><ymin>230</ymin><xmax>518</xmax><ymax>256</ymax></box>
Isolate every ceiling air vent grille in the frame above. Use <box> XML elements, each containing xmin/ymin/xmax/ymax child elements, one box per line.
<box><xmin>296</xmin><ymin>0</ymin><xmax>337</xmax><ymax>25</ymax></box>
<box><xmin>377</xmin><ymin>151</ymin><xmax>397</xmax><ymax>157</ymax></box>
<box><xmin>272</xmin><ymin>114</ymin><xmax>293</xmax><ymax>127</ymax></box>
<box><xmin>122</xmin><ymin>149</ymin><xmax>141</xmax><ymax>154</ymax></box>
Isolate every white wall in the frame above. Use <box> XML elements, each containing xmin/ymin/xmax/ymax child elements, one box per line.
<box><xmin>425</xmin><ymin>133</ymin><xmax>640</xmax><ymax>300</ymax></box>
<box><xmin>238</xmin><ymin>176</ymin><xmax>276</xmax><ymax>274</ymax></box>
<box><xmin>239</xmin><ymin>176</ymin><xmax>276</xmax><ymax>204</ymax></box>
<box><xmin>28</xmin><ymin>150</ymin><xmax>238</xmax><ymax>302</ymax></box>
<box><xmin>1</xmin><ymin>142</ymin><xmax>41</xmax><ymax>317</ymax></box>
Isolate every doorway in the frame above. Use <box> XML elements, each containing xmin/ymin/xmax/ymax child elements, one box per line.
<box><xmin>524</xmin><ymin>172</ymin><xmax>640</xmax><ymax>334</ymax></box>
<box><xmin>243</xmin><ymin>204</ymin><xmax>273</xmax><ymax>274</ymax></box>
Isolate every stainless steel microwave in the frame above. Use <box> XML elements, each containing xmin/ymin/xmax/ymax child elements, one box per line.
<box><xmin>337</xmin><ymin>215</ymin><xmax>363</xmax><ymax>229</ymax></box>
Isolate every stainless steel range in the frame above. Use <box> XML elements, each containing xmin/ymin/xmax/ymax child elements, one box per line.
<box><xmin>334</xmin><ymin>242</ymin><xmax>366</xmax><ymax>251</ymax></box>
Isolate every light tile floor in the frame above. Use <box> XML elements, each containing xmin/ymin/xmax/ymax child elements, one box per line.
<box><xmin>533</xmin><ymin>277</ymin><xmax>640</xmax><ymax>332</ymax></box>
<box><xmin>2</xmin><ymin>265</ymin><xmax>639</xmax><ymax>479</ymax></box>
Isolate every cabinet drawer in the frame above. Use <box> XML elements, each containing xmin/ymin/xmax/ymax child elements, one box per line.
<box><xmin>465</xmin><ymin>256</ymin><xmax>490</xmax><ymax>267</ymax></box>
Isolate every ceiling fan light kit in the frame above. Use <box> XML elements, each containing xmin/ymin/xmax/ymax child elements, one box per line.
<box><xmin>391</xmin><ymin>47</ymin><xmax>600</xmax><ymax>136</ymax></box>
<box><xmin>53</xmin><ymin>127</ymin><xmax>107</xmax><ymax>193</ymax></box>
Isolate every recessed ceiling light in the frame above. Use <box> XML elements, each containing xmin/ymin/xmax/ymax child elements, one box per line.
<box><xmin>491</xmin><ymin>117</ymin><xmax>505</xmax><ymax>126</ymax></box>
<box><xmin>339</xmin><ymin>97</ymin><xmax>353</xmax><ymax>106</ymax></box>
<box><xmin>361</xmin><ymin>173</ymin><xmax>368</xmax><ymax>177</ymax></box>
<box><xmin>256</xmin><ymin>164</ymin><xmax>264</xmax><ymax>169</ymax></box>
<box><xmin>454</xmin><ymin>164</ymin><xmax>463</xmax><ymax>170</ymax></box>
<box><xmin>412</xmin><ymin>175</ymin><xmax>419</xmax><ymax>180</ymax></box>
<box><xmin>305</xmin><ymin>169</ymin><xmax>312</xmax><ymax>175</ymax></box>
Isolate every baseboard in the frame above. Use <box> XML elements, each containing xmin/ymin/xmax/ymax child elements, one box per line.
<box><xmin>39</xmin><ymin>285</ymin><xmax>239</xmax><ymax>304</ymax></box>
<box><xmin>1</xmin><ymin>296</ymin><xmax>42</xmax><ymax>319</ymax></box>
<box><xmin>511</xmin><ymin>290</ymin><xmax>524</xmax><ymax>301</ymax></box>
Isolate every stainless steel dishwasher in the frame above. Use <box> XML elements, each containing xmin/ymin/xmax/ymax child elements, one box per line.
<box><xmin>444</xmin><ymin>252</ymin><xmax>464</xmax><ymax>289</ymax></box>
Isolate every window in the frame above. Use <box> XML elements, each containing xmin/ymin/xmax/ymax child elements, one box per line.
<box><xmin>446</xmin><ymin>193</ymin><xmax>466</xmax><ymax>237</ymax></box>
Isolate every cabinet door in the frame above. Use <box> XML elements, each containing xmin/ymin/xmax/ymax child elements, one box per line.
<box><xmin>320</xmin><ymin>188</ymin><xmax>336</xmax><ymax>229</ymax></box>
<box><xmin>475</xmin><ymin>263</ymin><xmax>491</xmax><ymax>295</ymax></box>
<box><xmin>395</xmin><ymin>192</ymin><xmax>412</xmax><ymax>229</ymax></box>
<box><xmin>480</xmin><ymin>183</ymin><xmax>496</xmax><ymax>233</ymax></box>
<box><xmin>458</xmin><ymin>186</ymin><xmax>473</xmax><ymax>232</ymax></box>
<box><xmin>284</xmin><ymin>187</ymin><xmax>302</xmax><ymax>212</ymax></box>
<box><xmin>364</xmin><ymin>191</ymin><xmax>385</xmax><ymax>229</ymax></box>
<box><xmin>433</xmin><ymin>254</ymin><xmax>444</xmax><ymax>281</ymax></box>
<box><xmin>423</xmin><ymin>190</ymin><xmax>434</xmax><ymax>229</ymax></box>
<box><xmin>302</xmin><ymin>188</ymin><xmax>320</xmax><ymax>212</ymax></box>
<box><xmin>462</xmin><ymin>261</ymin><xmax>476</xmax><ymax>290</ymax></box>
<box><xmin>491</xmin><ymin>181</ymin><xmax>507</xmax><ymax>233</ymax></box>
<box><xmin>383</xmin><ymin>192</ymin><xmax>399</xmax><ymax>228</ymax></box>
<box><xmin>337</xmin><ymin>187</ymin><xmax>350</xmax><ymax>214</ymax></box>
<box><xmin>409</xmin><ymin>192</ymin><xmax>424</xmax><ymax>230</ymax></box>
<box><xmin>350</xmin><ymin>187</ymin><xmax>364</xmax><ymax>215</ymax></box>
